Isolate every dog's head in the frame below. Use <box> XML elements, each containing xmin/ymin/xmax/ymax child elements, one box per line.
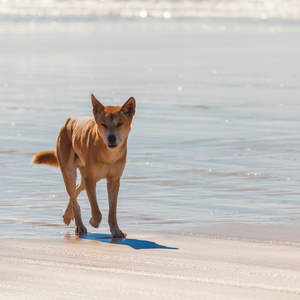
<box><xmin>91</xmin><ymin>94</ymin><xmax>136</xmax><ymax>149</ymax></box>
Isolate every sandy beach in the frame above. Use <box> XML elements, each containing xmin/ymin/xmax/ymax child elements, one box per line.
<box><xmin>1</xmin><ymin>229</ymin><xmax>300</xmax><ymax>299</ymax></box>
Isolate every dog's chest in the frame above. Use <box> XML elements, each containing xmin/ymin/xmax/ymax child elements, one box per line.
<box><xmin>93</xmin><ymin>161</ymin><xmax>125</xmax><ymax>181</ymax></box>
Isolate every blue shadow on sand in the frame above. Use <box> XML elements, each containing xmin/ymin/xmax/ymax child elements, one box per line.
<box><xmin>81</xmin><ymin>233</ymin><xmax>178</xmax><ymax>250</ymax></box>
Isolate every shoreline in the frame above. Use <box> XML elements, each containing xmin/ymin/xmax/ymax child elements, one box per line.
<box><xmin>3</xmin><ymin>222</ymin><xmax>300</xmax><ymax>245</ymax></box>
<box><xmin>1</xmin><ymin>228</ymin><xmax>300</xmax><ymax>299</ymax></box>
<box><xmin>188</xmin><ymin>223</ymin><xmax>300</xmax><ymax>246</ymax></box>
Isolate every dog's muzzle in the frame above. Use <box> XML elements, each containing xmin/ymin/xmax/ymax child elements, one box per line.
<box><xmin>107</xmin><ymin>135</ymin><xmax>117</xmax><ymax>148</ymax></box>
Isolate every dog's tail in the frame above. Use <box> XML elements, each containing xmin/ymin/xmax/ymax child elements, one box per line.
<box><xmin>32</xmin><ymin>150</ymin><xmax>59</xmax><ymax>168</ymax></box>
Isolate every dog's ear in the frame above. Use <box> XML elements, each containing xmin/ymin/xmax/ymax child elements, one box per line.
<box><xmin>121</xmin><ymin>97</ymin><xmax>136</xmax><ymax>117</ymax></box>
<box><xmin>91</xmin><ymin>94</ymin><xmax>105</xmax><ymax>118</ymax></box>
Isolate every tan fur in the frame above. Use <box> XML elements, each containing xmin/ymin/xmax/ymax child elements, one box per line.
<box><xmin>32</xmin><ymin>150</ymin><xmax>59</xmax><ymax>167</ymax></box>
<box><xmin>32</xmin><ymin>94</ymin><xmax>136</xmax><ymax>237</ymax></box>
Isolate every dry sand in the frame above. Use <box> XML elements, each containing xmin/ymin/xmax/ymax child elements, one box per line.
<box><xmin>1</xmin><ymin>228</ymin><xmax>300</xmax><ymax>299</ymax></box>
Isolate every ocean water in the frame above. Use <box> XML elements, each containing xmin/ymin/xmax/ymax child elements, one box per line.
<box><xmin>0</xmin><ymin>1</ymin><xmax>300</xmax><ymax>239</ymax></box>
<box><xmin>1</xmin><ymin>0</ymin><xmax>300</xmax><ymax>19</ymax></box>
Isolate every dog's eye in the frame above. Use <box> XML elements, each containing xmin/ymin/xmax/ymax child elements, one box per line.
<box><xmin>117</xmin><ymin>123</ymin><xmax>123</xmax><ymax>127</ymax></box>
<box><xmin>101</xmin><ymin>124</ymin><xmax>107</xmax><ymax>128</ymax></box>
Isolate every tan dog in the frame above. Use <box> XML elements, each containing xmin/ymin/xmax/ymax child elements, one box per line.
<box><xmin>32</xmin><ymin>94</ymin><xmax>135</xmax><ymax>238</ymax></box>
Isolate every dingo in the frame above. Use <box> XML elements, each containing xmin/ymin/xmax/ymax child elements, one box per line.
<box><xmin>32</xmin><ymin>94</ymin><xmax>136</xmax><ymax>238</ymax></box>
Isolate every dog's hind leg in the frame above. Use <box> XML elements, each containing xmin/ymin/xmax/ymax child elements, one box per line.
<box><xmin>63</xmin><ymin>170</ymin><xmax>87</xmax><ymax>234</ymax></box>
<box><xmin>63</xmin><ymin>201</ymin><xmax>74</xmax><ymax>226</ymax></box>
<box><xmin>63</xmin><ymin>167</ymin><xmax>86</xmax><ymax>226</ymax></box>
<box><xmin>57</xmin><ymin>130</ymin><xmax>87</xmax><ymax>234</ymax></box>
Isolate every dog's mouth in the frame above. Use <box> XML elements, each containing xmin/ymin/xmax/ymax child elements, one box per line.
<box><xmin>108</xmin><ymin>143</ymin><xmax>118</xmax><ymax>149</ymax></box>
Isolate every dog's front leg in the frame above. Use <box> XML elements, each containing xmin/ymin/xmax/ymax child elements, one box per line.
<box><xmin>107</xmin><ymin>177</ymin><xmax>127</xmax><ymax>238</ymax></box>
<box><xmin>85</xmin><ymin>177</ymin><xmax>102</xmax><ymax>228</ymax></box>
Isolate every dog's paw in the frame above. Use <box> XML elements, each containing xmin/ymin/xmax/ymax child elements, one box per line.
<box><xmin>111</xmin><ymin>229</ymin><xmax>127</xmax><ymax>239</ymax></box>
<box><xmin>63</xmin><ymin>207</ymin><xmax>74</xmax><ymax>226</ymax></box>
<box><xmin>89</xmin><ymin>216</ymin><xmax>102</xmax><ymax>228</ymax></box>
<box><xmin>63</xmin><ymin>213</ymin><xmax>74</xmax><ymax>226</ymax></box>
<box><xmin>75</xmin><ymin>224</ymin><xmax>87</xmax><ymax>235</ymax></box>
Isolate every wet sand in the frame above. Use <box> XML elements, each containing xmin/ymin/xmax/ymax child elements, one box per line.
<box><xmin>1</xmin><ymin>230</ymin><xmax>300</xmax><ymax>299</ymax></box>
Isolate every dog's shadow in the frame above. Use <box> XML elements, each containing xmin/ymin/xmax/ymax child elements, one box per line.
<box><xmin>80</xmin><ymin>233</ymin><xmax>178</xmax><ymax>250</ymax></box>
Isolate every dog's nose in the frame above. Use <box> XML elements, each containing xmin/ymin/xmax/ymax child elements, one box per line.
<box><xmin>107</xmin><ymin>135</ymin><xmax>116</xmax><ymax>143</ymax></box>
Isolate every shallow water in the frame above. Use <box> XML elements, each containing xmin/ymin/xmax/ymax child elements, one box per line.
<box><xmin>0</xmin><ymin>15</ymin><xmax>300</xmax><ymax>239</ymax></box>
